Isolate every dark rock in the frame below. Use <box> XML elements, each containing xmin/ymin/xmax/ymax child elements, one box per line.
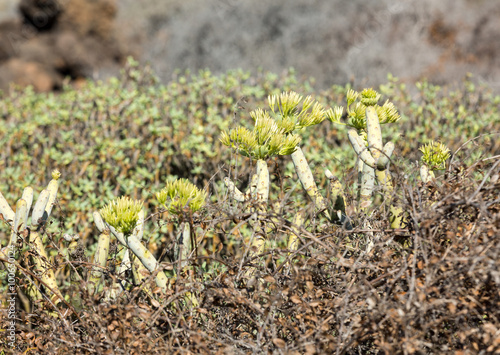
<box><xmin>19</xmin><ymin>0</ymin><xmax>61</xmax><ymax>31</ymax></box>
<box><xmin>0</xmin><ymin>0</ymin><xmax>123</xmax><ymax>92</ymax></box>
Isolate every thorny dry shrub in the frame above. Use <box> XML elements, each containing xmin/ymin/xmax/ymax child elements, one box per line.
<box><xmin>1</xmin><ymin>159</ymin><xmax>498</xmax><ymax>354</ymax></box>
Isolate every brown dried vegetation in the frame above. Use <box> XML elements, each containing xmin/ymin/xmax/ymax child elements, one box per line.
<box><xmin>2</xmin><ymin>158</ymin><xmax>499</xmax><ymax>354</ymax></box>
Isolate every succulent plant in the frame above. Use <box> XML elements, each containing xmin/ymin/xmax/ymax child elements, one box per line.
<box><xmin>268</xmin><ymin>92</ymin><xmax>333</xmax><ymax>221</ymax></box>
<box><xmin>328</xmin><ymin>89</ymin><xmax>404</xmax><ymax>228</ymax></box>
<box><xmin>157</xmin><ymin>178</ymin><xmax>207</xmax><ymax>270</ymax></box>
<box><xmin>0</xmin><ymin>170</ymin><xmax>64</xmax><ymax>305</ymax></box>
<box><xmin>156</xmin><ymin>178</ymin><xmax>207</xmax><ymax>215</ymax></box>
<box><xmin>87</xmin><ymin>212</ymin><xmax>111</xmax><ymax>295</ymax></box>
<box><xmin>220</xmin><ymin>109</ymin><xmax>301</xmax><ymax>160</ymax></box>
<box><xmin>419</xmin><ymin>141</ymin><xmax>451</xmax><ymax>183</ymax></box>
<box><xmin>100</xmin><ymin>196</ymin><xmax>144</xmax><ymax>236</ymax></box>
<box><xmin>97</xmin><ymin>205</ymin><xmax>169</xmax><ymax>294</ymax></box>
<box><xmin>221</xmin><ymin>101</ymin><xmax>305</xmax><ymax>273</ymax></box>
<box><xmin>327</xmin><ymin>88</ymin><xmax>401</xmax><ymax>131</ymax></box>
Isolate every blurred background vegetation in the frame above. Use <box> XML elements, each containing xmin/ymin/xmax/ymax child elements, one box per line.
<box><xmin>1</xmin><ymin>0</ymin><xmax>500</xmax><ymax>91</ymax></box>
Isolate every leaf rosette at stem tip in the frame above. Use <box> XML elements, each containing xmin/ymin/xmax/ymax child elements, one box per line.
<box><xmin>156</xmin><ymin>178</ymin><xmax>207</xmax><ymax>216</ymax></box>
<box><xmin>220</xmin><ymin>107</ymin><xmax>301</xmax><ymax>160</ymax></box>
<box><xmin>419</xmin><ymin>141</ymin><xmax>451</xmax><ymax>171</ymax></box>
<box><xmin>268</xmin><ymin>91</ymin><xmax>327</xmax><ymax>132</ymax></box>
<box><xmin>326</xmin><ymin>88</ymin><xmax>401</xmax><ymax>131</ymax></box>
<box><xmin>51</xmin><ymin>169</ymin><xmax>61</xmax><ymax>180</ymax></box>
<box><xmin>100</xmin><ymin>196</ymin><xmax>144</xmax><ymax>235</ymax></box>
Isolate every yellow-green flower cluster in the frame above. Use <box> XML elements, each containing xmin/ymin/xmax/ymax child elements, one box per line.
<box><xmin>220</xmin><ymin>107</ymin><xmax>301</xmax><ymax>160</ymax></box>
<box><xmin>419</xmin><ymin>141</ymin><xmax>451</xmax><ymax>171</ymax></box>
<box><xmin>326</xmin><ymin>88</ymin><xmax>401</xmax><ymax>131</ymax></box>
<box><xmin>156</xmin><ymin>178</ymin><xmax>207</xmax><ymax>215</ymax></box>
<box><xmin>100</xmin><ymin>196</ymin><xmax>143</xmax><ymax>235</ymax></box>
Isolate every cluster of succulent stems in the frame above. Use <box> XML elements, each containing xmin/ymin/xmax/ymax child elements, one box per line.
<box><xmin>222</xmin><ymin>89</ymin><xmax>451</xmax><ymax>272</ymax></box>
<box><xmin>0</xmin><ymin>88</ymin><xmax>451</xmax><ymax>312</ymax></box>
<box><xmin>0</xmin><ymin>170</ymin><xmax>63</xmax><ymax>306</ymax></box>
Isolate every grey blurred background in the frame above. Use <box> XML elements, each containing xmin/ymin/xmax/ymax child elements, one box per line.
<box><xmin>1</xmin><ymin>0</ymin><xmax>499</xmax><ymax>91</ymax></box>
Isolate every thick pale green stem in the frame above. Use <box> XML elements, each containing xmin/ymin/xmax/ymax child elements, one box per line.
<box><xmin>367</xmin><ymin>107</ymin><xmax>404</xmax><ymax>228</ymax></box>
<box><xmin>291</xmin><ymin>146</ymin><xmax>330</xmax><ymax>219</ymax></box>
<box><xmin>29</xmin><ymin>230</ymin><xmax>63</xmax><ymax>304</ymax></box>
<box><xmin>349</xmin><ymin>131</ymin><xmax>376</xmax><ymax>212</ymax></box>
<box><xmin>174</xmin><ymin>222</ymin><xmax>199</xmax><ymax>308</ymax></box>
<box><xmin>348</xmin><ymin>130</ymin><xmax>376</xmax><ymax>211</ymax></box>
<box><xmin>224</xmin><ymin>177</ymin><xmax>246</xmax><ymax>202</ymax></box>
<box><xmin>118</xmin><ymin>249</ymin><xmax>132</xmax><ymax>276</ymax></box>
<box><xmin>225</xmin><ymin>160</ymin><xmax>270</xmax><ymax>279</ymax></box>
<box><xmin>366</xmin><ymin>106</ymin><xmax>383</xmax><ymax>160</ymax></box>
<box><xmin>251</xmin><ymin>159</ymin><xmax>270</xmax><ymax>253</ymax></box>
<box><xmin>88</xmin><ymin>213</ymin><xmax>111</xmax><ymax>294</ymax></box>
<box><xmin>105</xmin><ymin>249</ymin><xmax>130</xmax><ymax>300</ymax></box>
<box><xmin>130</xmin><ymin>254</ymin><xmax>155</xmax><ymax>299</ymax></box>
<box><xmin>10</xmin><ymin>199</ymin><xmax>28</xmax><ymax>252</ymax></box>
<box><xmin>254</xmin><ymin>159</ymin><xmax>269</xmax><ymax>205</ymax></box>
<box><xmin>24</xmin><ymin>188</ymin><xmax>62</xmax><ymax>303</ymax></box>
<box><xmin>287</xmin><ymin>210</ymin><xmax>304</xmax><ymax>252</ymax></box>
<box><xmin>360</xmin><ymin>161</ymin><xmax>375</xmax><ymax>211</ymax></box>
<box><xmin>377</xmin><ymin>142</ymin><xmax>395</xmax><ymax>170</ymax></box>
<box><xmin>13</xmin><ymin>199</ymin><xmax>28</xmax><ymax>232</ymax></box>
<box><xmin>43</xmin><ymin>175</ymin><xmax>59</xmax><ymax>222</ymax></box>
<box><xmin>32</xmin><ymin>190</ymin><xmax>49</xmax><ymax>227</ymax></box>
<box><xmin>245</xmin><ymin>173</ymin><xmax>258</xmax><ymax>197</ymax></box>
<box><xmin>366</xmin><ymin>107</ymin><xmax>395</xmax><ymax>195</ymax></box>
<box><xmin>0</xmin><ymin>191</ymin><xmax>14</xmax><ymax>223</ymax></box>
<box><xmin>177</xmin><ymin>222</ymin><xmax>192</xmax><ymax>269</ymax></box>
<box><xmin>420</xmin><ymin>165</ymin><xmax>435</xmax><ymax>183</ymax></box>
<box><xmin>248</xmin><ymin>223</ymin><xmax>266</xmax><ymax>255</ymax></box>
<box><xmin>356</xmin><ymin>158</ymin><xmax>364</xmax><ymax>206</ymax></box>
<box><xmin>126</xmin><ymin>237</ymin><xmax>168</xmax><ymax>292</ymax></box>
<box><xmin>348</xmin><ymin>130</ymin><xmax>376</xmax><ymax>168</ymax></box>
<box><xmin>325</xmin><ymin>169</ymin><xmax>346</xmax><ymax>222</ymax></box>
<box><xmin>103</xmin><ymin>212</ymin><xmax>168</xmax><ymax>294</ymax></box>
<box><xmin>21</xmin><ymin>187</ymin><xmax>33</xmax><ymax>222</ymax></box>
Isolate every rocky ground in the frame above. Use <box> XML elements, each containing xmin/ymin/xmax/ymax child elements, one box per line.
<box><xmin>1</xmin><ymin>0</ymin><xmax>500</xmax><ymax>91</ymax></box>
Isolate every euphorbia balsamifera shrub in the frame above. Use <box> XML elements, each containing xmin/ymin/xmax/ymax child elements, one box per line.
<box><xmin>0</xmin><ymin>170</ymin><xmax>64</xmax><ymax>306</ymax></box>
<box><xmin>220</xmin><ymin>89</ymin><xmax>427</xmax><ymax>261</ymax></box>
<box><xmin>95</xmin><ymin>178</ymin><xmax>207</xmax><ymax>300</ymax></box>
<box><xmin>419</xmin><ymin>141</ymin><xmax>451</xmax><ymax>183</ymax></box>
<box><xmin>156</xmin><ymin>178</ymin><xmax>207</xmax><ymax>270</ymax></box>
<box><xmin>220</xmin><ymin>108</ymin><xmax>301</xmax><ymax>268</ymax></box>
<box><xmin>268</xmin><ymin>92</ymin><xmax>340</xmax><ymax>222</ymax></box>
<box><xmin>326</xmin><ymin>88</ymin><xmax>405</xmax><ymax>228</ymax></box>
<box><xmin>99</xmin><ymin>196</ymin><xmax>169</xmax><ymax>294</ymax></box>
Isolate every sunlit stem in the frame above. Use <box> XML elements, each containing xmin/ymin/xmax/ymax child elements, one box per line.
<box><xmin>103</xmin><ymin>211</ymin><xmax>169</xmax><ymax>294</ymax></box>
<box><xmin>291</xmin><ymin>146</ymin><xmax>330</xmax><ymax>219</ymax></box>
<box><xmin>177</xmin><ymin>222</ymin><xmax>192</xmax><ymax>270</ymax></box>
<box><xmin>325</xmin><ymin>169</ymin><xmax>346</xmax><ymax>223</ymax></box>
<box><xmin>420</xmin><ymin>164</ymin><xmax>435</xmax><ymax>183</ymax></box>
